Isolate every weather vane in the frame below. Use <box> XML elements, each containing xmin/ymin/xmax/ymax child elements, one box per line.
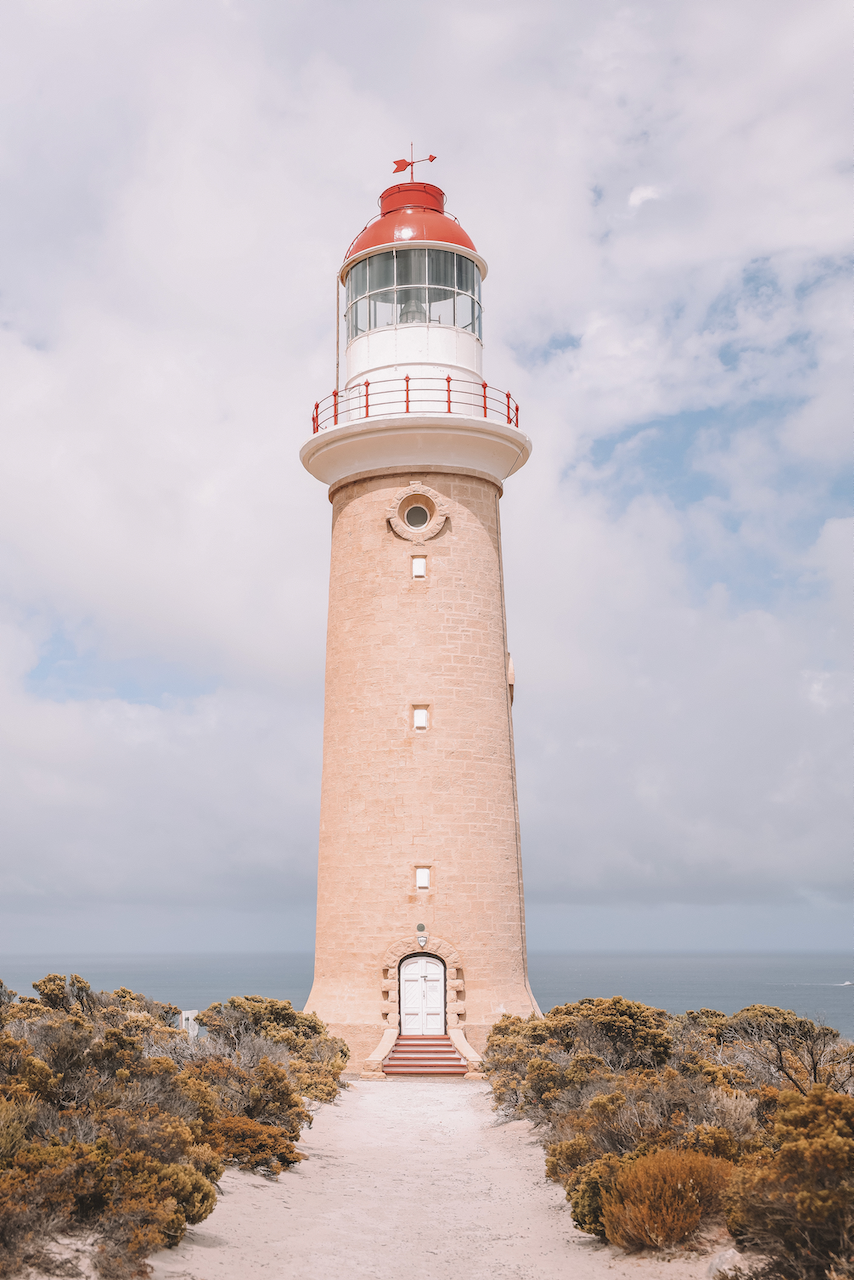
<box><xmin>393</xmin><ymin>144</ymin><xmax>437</xmax><ymax>182</ymax></box>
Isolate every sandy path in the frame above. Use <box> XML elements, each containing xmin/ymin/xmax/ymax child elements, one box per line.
<box><xmin>150</xmin><ymin>1080</ymin><xmax>719</xmax><ymax>1280</ymax></box>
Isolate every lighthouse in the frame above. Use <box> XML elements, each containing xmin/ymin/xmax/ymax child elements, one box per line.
<box><xmin>300</xmin><ymin>165</ymin><xmax>540</xmax><ymax>1074</ymax></box>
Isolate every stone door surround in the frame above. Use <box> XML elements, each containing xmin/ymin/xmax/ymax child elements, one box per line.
<box><xmin>380</xmin><ymin>934</ymin><xmax>466</xmax><ymax>1029</ymax></box>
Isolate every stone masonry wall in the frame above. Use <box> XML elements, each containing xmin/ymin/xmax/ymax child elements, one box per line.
<box><xmin>304</xmin><ymin>468</ymin><xmax>539</xmax><ymax>1068</ymax></box>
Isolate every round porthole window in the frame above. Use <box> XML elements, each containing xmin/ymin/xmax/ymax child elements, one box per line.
<box><xmin>390</xmin><ymin>488</ymin><xmax>443</xmax><ymax>541</ymax></box>
<box><xmin>405</xmin><ymin>505</ymin><xmax>430</xmax><ymax>529</ymax></box>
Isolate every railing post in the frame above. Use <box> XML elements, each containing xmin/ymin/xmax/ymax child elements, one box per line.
<box><xmin>332</xmin><ymin>389</ymin><xmax>338</xmax><ymax>425</ymax></box>
<box><xmin>364</xmin><ymin>380</ymin><xmax>370</xmax><ymax>417</ymax></box>
<box><xmin>506</xmin><ymin>391</ymin><xmax>511</xmax><ymax>424</ymax></box>
<box><xmin>482</xmin><ymin>381</ymin><xmax>488</xmax><ymax>418</ymax></box>
<box><xmin>515</xmin><ymin>403</ymin><xmax>519</xmax><ymax>429</ymax></box>
<box><xmin>405</xmin><ymin>374</ymin><xmax>410</xmax><ymax>413</ymax></box>
<box><xmin>446</xmin><ymin>374</ymin><xmax>452</xmax><ymax>413</ymax></box>
<box><xmin>313</xmin><ymin>402</ymin><xmax>319</xmax><ymax>434</ymax></box>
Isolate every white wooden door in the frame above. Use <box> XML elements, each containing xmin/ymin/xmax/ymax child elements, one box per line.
<box><xmin>400</xmin><ymin>956</ymin><xmax>445</xmax><ymax>1034</ymax></box>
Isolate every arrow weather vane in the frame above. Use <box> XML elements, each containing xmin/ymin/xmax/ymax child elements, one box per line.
<box><xmin>393</xmin><ymin>143</ymin><xmax>437</xmax><ymax>181</ymax></box>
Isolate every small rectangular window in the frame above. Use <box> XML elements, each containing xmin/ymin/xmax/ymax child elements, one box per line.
<box><xmin>413</xmin><ymin>707</ymin><xmax>429</xmax><ymax>731</ymax></box>
<box><xmin>412</xmin><ymin>557</ymin><xmax>427</xmax><ymax>578</ymax></box>
<box><xmin>415</xmin><ymin>867</ymin><xmax>430</xmax><ymax>890</ymax></box>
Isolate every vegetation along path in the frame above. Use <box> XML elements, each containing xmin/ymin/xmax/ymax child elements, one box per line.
<box><xmin>150</xmin><ymin>1078</ymin><xmax>711</xmax><ymax>1280</ymax></box>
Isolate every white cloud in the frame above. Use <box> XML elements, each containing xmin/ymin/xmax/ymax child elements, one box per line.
<box><xmin>0</xmin><ymin>0</ymin><xmax>847</xmax><ymax>952</ymax></box>
<box><xmin>628</xmin><ymin>186</ymin><xmax>663</xmax><ymax>208</ymax></box>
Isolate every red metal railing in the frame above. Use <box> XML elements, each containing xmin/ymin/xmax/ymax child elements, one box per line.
<box><xmin>312</xmin><ymin>375</ymin><xmax>520</xmax><ymax>433</ymax></box>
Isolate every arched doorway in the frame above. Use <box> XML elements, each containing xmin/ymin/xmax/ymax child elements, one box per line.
<box><xmin>399</xmin><ymin>954</ymin><xmax>446</xmax><ymax>1035</ymax></box>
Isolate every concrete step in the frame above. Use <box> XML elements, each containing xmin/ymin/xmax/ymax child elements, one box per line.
<box><xmin>384</xmin><ymin>1067</ymin><xmax>468</xmax><ymax>1075</ymax></box>
<box><xmin>382</xmin><ymin>1033</ymin><xmax>469</xmax><ymax>1076</ymax></box>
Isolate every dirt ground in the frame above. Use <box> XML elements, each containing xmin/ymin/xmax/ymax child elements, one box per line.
<box><xmin>148</xmin><ymin>1079</ymin><xmax>733</xmax><ymax>1280</ymax></box>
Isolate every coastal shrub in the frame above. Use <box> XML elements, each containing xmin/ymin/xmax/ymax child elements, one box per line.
<box><xmin>0</xmin><ymin>971</ymin><xmax>341</xmax><ymax>1278</ymax></box>
<box><xmin>211</xmin><ymin>1116</ymin><xmax>304</xmax><ymax>1174</ymax></box>
<box><xmin>600</xmin><ymin>1148</ymin><xmax>734</xmax><ymax>1249</ymax></box>
<box><xmin>483</xmin><ymin>998</ymin><xmax>672</xmax><ymax>1093</ymax></box>
<box><xmin>724</xmin><ymin>1085</ymin><xmax>854</xmax><ymax>1277</ymax></box>
<box><xmin>545</xmin><ymin>1135</ymin><xmax>594</xmax><ymax>1184</ymax></box>
<box><xmin>722</xmin><ymin>1007</ymin><xmax>854</xmax><ymax>1097</ymax></box>
<box><xmin>563</xmin><ymin>1152</ymin><xmax>639</xmax><ymax>1237</ymax></box>
<box><xmin>196</xmin><ymin>996</ymin><xmax>350</xmax><ymax>1101</ymax></box>
<box><xmin>485</xmin><ymin>995</ymin><xmax>853</xmax><ymax>1266</ymax></box>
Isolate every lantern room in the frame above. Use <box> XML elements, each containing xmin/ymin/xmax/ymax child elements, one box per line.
<box><xmin>340</xmin><ymin>182</ymin><xmax>488</xmax><ymax>389</ymax></box>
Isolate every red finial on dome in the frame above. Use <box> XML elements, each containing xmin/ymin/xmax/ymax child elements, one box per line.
<box><xmin>392</xmin><ymin>144</ymin><xmax>437</xmax><ymax>182</ymax></box>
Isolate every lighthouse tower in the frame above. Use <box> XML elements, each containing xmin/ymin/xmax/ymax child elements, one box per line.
<box><xmin>300</xmin><ymin>171</ymin><xmax>540</xmax><ymax>1072</ymax></box>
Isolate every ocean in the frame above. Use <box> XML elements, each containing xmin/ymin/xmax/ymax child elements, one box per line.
<box><xmin>0</xmin><ymin>951</ymin><xmax>850</xmax><ymax>1037</ymax></box>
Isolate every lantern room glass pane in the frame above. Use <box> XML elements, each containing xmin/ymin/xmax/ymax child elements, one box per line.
<box><xmin>396</xmin><ymin>248</ymin><xmax>426</xmax><ymax>286</ymax></box>
<box><xmin>475</xmin><ymin>266</ymin><xmax>482</xmax><ymax>302</ymax></box>
<box><xmin>428</xmin><ymin>287</ymin><xmax>454</xmax><ymax>326</ymax></box>
<box><xmin>456</xmin><ymin>255</ymin><xmax>476</xmax><ymax>295</ymax></box>
<box><xmin>428</xmin><ymin>248</ymin><xmax>455</xmax><ymax>288</ymax></box>
<box><xmin>455</xmin><ymin>292</ymin><xmax>474</xmax><ymax>333</ymax></box>
<box><xmin>348</xmin><ymin>298</ymin><xmax>368</xmax><ymax>340</ymax></box>
<box><xmin>348</xmin><ymin>259</ymin><xmax>367</xmax><ymax>302</ymax></box>
<box><xmin>397</xmin><ymin>287</ymin><xmax>427</xmax><ymax>325</ymax></box>
<box><xmin>475</xmin><ymin>301</ymin><xmax>482</xmax><ymax>339</ymax></box>
<box><xmin>369</xmin><ymin>252</ymin><xmax>394</xmax><ymax>291</ymax></box>
<box><xmin>369</xmin><ymin>289</ymin><xmax>395</xmax><ymax>329</ymax></box>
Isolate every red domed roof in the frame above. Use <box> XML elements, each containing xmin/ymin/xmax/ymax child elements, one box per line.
<box><xmin>343</xmin><ymin>183</ymin><xmax>477</xmax><ymax>265</ymax></box>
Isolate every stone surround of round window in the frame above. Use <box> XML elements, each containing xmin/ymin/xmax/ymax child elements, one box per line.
<box><xmin>388</xmin><ymin>485</ymin><xmax>446</xmax><ymax>543</ymax></box>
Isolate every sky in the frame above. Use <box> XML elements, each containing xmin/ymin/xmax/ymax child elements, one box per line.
<box><xmin>0</xmin><ymin>0</ymin><xmax>848</xmax><ymax>956</ymax></box>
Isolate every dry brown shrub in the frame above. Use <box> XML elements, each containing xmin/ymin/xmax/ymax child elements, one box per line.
<box><xmin>211</xmin><ymin>1115</ymin><xmax>304</xmax><ymax>1173</ymax></box>
<box><xmin>545</xmin><ymin>1135</ymin><xmax>593</xmax><ymax>1184</ymax></box>
<box><xmin>601</xmin><ymin>1148</ymin><xmax>735</xmax><ymax>1249</ymax></box>
<box><xmin>724</xmin><ymin>1085</ymin><xmax>854</xmax><ymax>1278</ymax></box>
<box><xmin>0</xmin><ymin>972</ymin><xmax>343</xmax><ymax>1276</ymax></box>
<box><xmin>186</xmin><ymin>1142</ymin><xmax>225</xmax><ymax>1183</ymax></box>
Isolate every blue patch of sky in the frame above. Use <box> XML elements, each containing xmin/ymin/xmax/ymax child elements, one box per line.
<box><xmin>717</xmin><ymin>328</ymin><xmax>816</xmax><ymax>374</ymax></box>
<box><xmin>26</xmin><ymin>630</ymin><xmax>215</xmax><ymax>705</ymax></box>
<box><xmin>794</xmin><ymin>254</ymin><xmax>853</xmax><ymax>302</ymax></box>
<box><xmin>513</xmin><ymin>331</ymin><xmax>581</xmax><ymax>368</ymax></box>
<box><xmin>704</xmin><ymin>258</ymin><xmax>783</xmax><ymax>333</ymax></box>
<box><xmin>575</xmin><ymin>398</ymin><xmax>843</xmax><ymax>610</ymax></box>
<box><xmin>585</xmin><ymin>402</ymin><xmax>757</xmax><ymax>509</ymax></box>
